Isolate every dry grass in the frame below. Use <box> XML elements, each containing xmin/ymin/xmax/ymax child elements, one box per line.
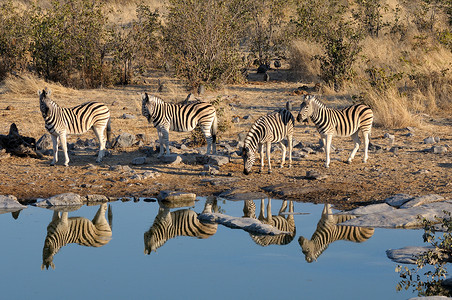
<box><xmin>287</xmin><ymin>40</ymin><xmax>322</xmax><ymax>83</ymax></box>
<box><xmin>4</xmin><ymin>73</ymin><xmax>76</xmax><ymax>97</ymax></box>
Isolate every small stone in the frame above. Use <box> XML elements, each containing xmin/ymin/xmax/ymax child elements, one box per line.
<box><xmin>131</xmin><ymin>157</ymin><xmax>148</xmax><ymax>165</ymax></box>
<box><xmin>423</xmin><ymin>136</ymin><xmax>436</xmax><ymax>144</ymax></box>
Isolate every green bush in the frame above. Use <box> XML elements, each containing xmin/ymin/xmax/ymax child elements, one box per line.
<box><xmin>396</xmin><ymin>211</ymin><xmax>452</xmax><ymax>297</ymax></box>
<box><xmin>0</xmin><ymin>1</ymin><xmax>31</xmax><ymax>79</ymax></box>
<box><xmin>164</xmin><ymin>0</ymin><xmax>250</xmax><ymax>89</ymax></box>
<box><xmin>30</xmin><ymin>0</ymin><xmax>108</xmax><ymax>88</ymax></box>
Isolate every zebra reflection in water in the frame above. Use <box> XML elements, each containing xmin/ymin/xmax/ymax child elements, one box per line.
<box><xmin>298</xmin><ymin>204</ymin><xmax>374</xmax><ymax>263</ymax></box>
<box><xmin>243</xmin><ymin>199</ymin><xmax>296</xmax><ymax>246</ymax></box>
<box><xmin>144</xmin><ymin>199</ymin><xmax>218</xmax><ymax>254</ymax></box>
<box><xmin>42</xmin><ymin>203</ymin><xmax>112</xmax><ymax>270</ymax></box>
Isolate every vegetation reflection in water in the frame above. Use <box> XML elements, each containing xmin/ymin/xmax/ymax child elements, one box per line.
<box><xmin>0</xmin><ymin>197</ymin><xmax>437</xmax><ymax>299</ymax></box>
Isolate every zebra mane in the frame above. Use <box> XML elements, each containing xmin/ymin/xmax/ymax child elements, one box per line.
<box><xmin>306</xmin><ymin>95</ymin><xmax>326</xmax><ymax>109</ymax></box>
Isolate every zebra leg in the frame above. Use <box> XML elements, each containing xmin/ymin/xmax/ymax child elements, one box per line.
<box><xmin>50</xmin><ymin>134</ymin><xmax>59</xmax><ymax>166</ymax></box>
<box><xmin>288</xmin><ymin>134</ymin><xmax>293</xmax><ymax>168</ymax></box>
<box><xmin>266</xmin><ymin>141</ymin><xmax>272</xmax><ymax>173</ymax></box>
<box><xmin>92</xmin><ymin>126</ymin><xmax>106</xmax><ymax>163</ymax></box>
<box><xmin>156</xmin><ymin>127</ymin><xmax>165</xmax><ymax>157</ymax></box>
<box><xmin>279</xmin><ymin>200</ymin><xmax>288</xmax><ymax>215</ymax></box>
<box><xmin>162</xmin><ymin>127</ymin><xmax>171</xmax><ymax>156</ymax></box>
<box><xmin>363</xmin><ymin>131</ymin><xmax>370</xmax><ymax>163</ymax></box>
<box><xmin>201</xmin><ymin>126</ymin><xmax>212</xmax><ymax>155</ymax></box>
<box><xmin>60</xmin><ymin>133</ymin><xmax>70</xmax><ymax>166</ymax></box>
<box><xmin>258</xmin><ymin>144</ymin><xmax>264</xmax><ymax>173</ymax></box>
<box><xmin>324</xmin><ymin>134</ymin><xmax>333</xmax><ymax>168</ymax></box>
<box><xmin>347</xmin><ymin>131</ymin><xmax>361</xmax><ymax>164</ymax></box>
<box><xmin>266</xmin><ymin>199</ymin><xmax>272</xmax><ymax>224</ymax></box>
<box><xmin>279</xmin><ymin>141</ymin><xmax>286</xmax><ymax>168</ymax></box>
<box><xmin>258</xmin><ymin>199</ymin><xmax>265</xmax><ymax>221</ymax></box>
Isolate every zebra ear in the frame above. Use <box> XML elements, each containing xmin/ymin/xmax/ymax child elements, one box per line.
<box><xmin>44</xmin><ymin>87</ymin><xmax>51</xmax><ymax>96</ymax></box>
<box><xmin>286</xmin><ymin>101</ymin><xmax>292</xmax><ymax>111</ymax></box>
<box><xmin>141</xmin><ymin>92</ymin><xmax>149</xmax><ymax>103</ymax></box>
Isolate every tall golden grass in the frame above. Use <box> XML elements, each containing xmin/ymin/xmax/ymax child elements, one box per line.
<box><xmin>4</xmin><ymin>73</ymin><xmax>75</xmax><ymax>97</ymax></box>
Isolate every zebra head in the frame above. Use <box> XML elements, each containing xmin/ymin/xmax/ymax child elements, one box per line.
<box><xmin>298</xmin><ymin>236</ymin><xmax>317</xmax><ymax>263</ymax></box>
<box><xmin>297</xmin><ymin>94</ymin><xmax>315</xmax><ymax>123</ymax></box>
<box><xmin>38</xmin><ymin>88</ymin><xmax>52</xmax><ymax>118</ymax></box>
<box><xmin>242</xmin><ymin>146</ymin><xmax>256</xmax><ymax>175</ymax></box>
<box><xmin>41</xmin><ymin>238</ymin><xmax>56</xmax><ymax>270</ymax></box>
<box><xmin>141</xmin><ymin>92</ymin><xmax>152</xmax><ymax>122</ymax></box>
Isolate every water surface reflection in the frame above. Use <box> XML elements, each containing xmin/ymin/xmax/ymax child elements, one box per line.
<box><xmin>41</xmin><ymin>203</ymin><xmax>112</xmax><ymax>270</ymax></box>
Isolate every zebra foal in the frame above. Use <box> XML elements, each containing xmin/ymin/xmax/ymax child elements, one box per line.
<box><xmin>242</xmin><ymin>102</ymin><xmax>294</xmax><ymax>175</ymax></box>
<box><xmin>38</xmin><ymin>88</ymin><xmax>111</xmax><ymax>166</ymax></box>
<box><xmin>297</xmin><ymin>95</ymin><xmax>373</xmax><ymax>168</ymax></box>
<box><xmin>141</xmin><ymin>93</ymin><xmax>217</xmax><ymax>156</ymax></box>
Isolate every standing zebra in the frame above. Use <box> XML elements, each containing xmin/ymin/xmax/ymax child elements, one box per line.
<box><xmin>242</xmin><ymin>102</ymin><xmax>294</xmax><ymax>174</ymax></box>
<box><xmin>243</xmin><ymin>199</ymin><xmax>296</xmax><ymax>246</ymax></box>
<box><xmin>42</xmin><ymin>203</ymin><xmax>113</xmax><ymax>270</ymax></box>
<box><xmin>141</xmin><ymin>93</ymin><xmax>217</xmax><ymax>156</ymax></box>
<box><xmin>38</xmin><ymin>88</ymin><xmax>111</xmax><ymax>166</ymax></box>
<box><xmin>298</xmin><ymin>204</ymin><xmax>374</xmax><ymax>263</ymax></box>
<box><xmin>144</xmin><ymin>199</ymin><xmax>218</xmax><ymax>254</ymax></box>
<box><xmin>297</xmin><ymin>94</ymin><xmax>373</xmax><ymax>168</ymax></box>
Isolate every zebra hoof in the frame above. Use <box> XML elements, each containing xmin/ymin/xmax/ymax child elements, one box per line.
<box><xmin>50</xmin><ymin>162</ymin><xmax>55</xmax><ymax>166</ymax></box>
<box><xmin>346</xmin><ymin>160</ymin><xmax>352</xmax><ymax>164</ymax></box>
<box><xmin>268</xmin><ymin>170</ymin><xmax>272</xmax><ymax>174</ymax></box>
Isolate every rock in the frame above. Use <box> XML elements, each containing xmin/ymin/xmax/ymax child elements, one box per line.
<box><xmin>109</xmin><ymin>165</ymin><xmax>133</xmax><ymax>172</ymax></box>
<box><xmin>36</xmin><ymin>133</ymin><xmax>53</xmax><ymax>150</ymax></box>
<box><xmin>400</xmin><ymin>194</ymin><xmax>445</xmax><ymax>209</ymax></box>
<box><xmin>159</xmin><ymin>154</ymin><xmax>183</xmax><ymax>164</ymax></box>
<box><xmin>121</xmin><ymin>113</ymin><xmax>136</xmax><ymax>119</ymax></box>
<box><xmin>86</xmin><ymin>194</ymin><xmax>109</xmax><ymax>203</ymax></box>
<box><xmin>198</xmin><ymin>212</ymin><xmax>289</xmax><ymax>235</ymax></box>
<box><xmin>423</xmin><ymin>136</ymin><xmax>438</xmax><ymax>144</ymax></box>
<box><xmin>341</xmin><ymin>203</ymin><xmax>395</xmax><ymax>216</ymax></box>
<box><xmin>385</xmin><ymin>194</ymin><xmax>414</xmax><ymax>208</ymax></box>
<box><xmin>157</xmin><ymin>190</ymin><xmax>196</xmax><ymax>204</ymax></box>
<box><xmin>35</xmin><ymin>193</ymin><xmax>84</xmax><ymax>207</ymax></box>
<box><xmin>206</xmin><ymin>155</ymin><xmax>230</xmax><ymax>166</ymax></box>
<box><xmin>131</xmin><ymin>156</ymin><xmax>149</xmax><ymax>165</ymax></box>
<box><xmin>384</xmin><ymin>133</ymin><xmax>395</xmax><ymax>143</ymax></box>
<box><xmin>386</xmin><ymin>246</ymin><xmax>434</xmax><ymax>264</ymax></box>
<box><xmin>112</xmin><ymin>133</ymin><xmax>136</xmax><ymax>148</ymax></box>
<box><xmin>432</xmin><ymin>146</ymin><xmax>448</xmax><ymax>154</ymax></box>
<box><xmin>305</xmin><ymin>170</ymin><xmax>328</xmax><ymax>180</ymax></box>
<box><xmin>0</xmin><ymin>195</ymin><xmax>27</xmax><ymax>212</ymax></box>
<box><xmin>232</xmin><ymin>117</ymin><xmax>240</xmax><ymax>123</ymax></box>
<box><xmin>340</xmin><ymin>200</ymin><xmax>452</xmax><ymax>228</ymax></box>
<box><xmin>219</xmin><ymin>188</ymin><xmax>268</xmax><ymax>201</ymax></box>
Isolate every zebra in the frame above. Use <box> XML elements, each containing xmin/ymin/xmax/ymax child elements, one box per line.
<box><xmin>38</xmin><ymin>88</ymin><xmax>111</xmax><ymax>166</ymax></box>
<box><xmin>144</xmin><ymin>198</ymin><xmax>218</xmax><ymax>254</ymax></box>
<box><xmin>141</xmin><ymin>92</ymin><xmax>217</xmax><ymax>156</ymax></box>
<box><xmin>243</xmin><ymin>199</ymin><xmax>296</xmax><ymax>246</ymax></box>
<box><xmin>42</xmin><ymin>203</ymin><xmax>113</xmax><ymax>270</ymax></box>
<box><xmin>297</xmin><ymin>94</ymin><xmax>374</xmax><ymax>168</ymax></box>
<box><xmin>298</xmin><ymin>204</ymin><xmax>374</xmax><ymax>263</ymax></box>
<box><xmin>242</xmin><ymin>102</ymin><xmax>294</xmax><ymax>174</ymax></box>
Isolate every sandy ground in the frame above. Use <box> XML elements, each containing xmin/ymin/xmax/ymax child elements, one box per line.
<box><xmin>0</xmin><ymin>69</ymin><xmax>451</xmax><ymax>210</ymax></box>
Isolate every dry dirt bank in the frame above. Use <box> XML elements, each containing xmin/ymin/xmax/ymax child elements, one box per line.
<box><xmin>0</xmin><ymin>73</ymin><xmax>451</xmax><ymax>210</ymax></box>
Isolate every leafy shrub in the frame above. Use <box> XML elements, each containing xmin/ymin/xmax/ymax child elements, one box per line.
<box><xmin>30</xmin><ymin>0</ymin><xmax>108</xmax><ymax>88</ymax></box>
<box><xmin>163</xmin><ymin>0</ymin><xmax>249</xmax><ymax>89</ymax></box>
<box><xmin>396</xmin><ymin>211</ymin><xmax>452</xmax><ymax>297</ymax></box>
<box><xmin>0</xmin><ymin>1</ymin><xmax>31</xmax><ymax>79</ymax></box>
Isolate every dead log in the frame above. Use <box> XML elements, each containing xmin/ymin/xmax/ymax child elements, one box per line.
<box><xmin>0</xmin><ymin>123</ymin><xmax>42</xmax><ymax>158</ymax></box>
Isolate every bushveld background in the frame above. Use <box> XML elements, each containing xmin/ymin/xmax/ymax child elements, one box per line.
<box><xmin>1</xmin><ymin>0</ymin><xmax>451</xmax><ymax>128</ymax></box>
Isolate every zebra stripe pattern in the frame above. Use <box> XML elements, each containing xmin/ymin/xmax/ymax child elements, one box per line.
<box><xmin>144</xmin><ymin>199</ymin><xmax>218</xmax><ymax>254</ymax></box>
<box><xmin>248</xmin><ymin>199</ymin><xmax>296</xmax><ymax>246</ymax></box>
<box><xmin>42</xmin><ymin>203</ymin><xmax>112</xmax><ymax>270</ymax></box>
<box><xmin>242</xmin><ymin>102</ymin><xmax>294</xmax><ymax>174</ymax></box>
<box><xmin>141</xmin><ymin>93</ymin><xmax>217</xmax><ymax>156</ymax></box>
<box><xmin>298</xmin><ymin>204</ymin><xmax>374</xmax><ymax>263</ymax></box>
<box><xmin>38</xmin><ymin>88</ymin><xmax>111</xmax><ymax>166</ymax></box>
<box><xmin>297</xmin><ymin>94</ymin><xmax>373</xmax><ymax>168</ymax></box>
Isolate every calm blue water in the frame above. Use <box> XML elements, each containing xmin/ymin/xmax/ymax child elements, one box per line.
<box><xmin>0</xmin><ymin>198</ymin><xmax>426</xmax><ymax>300</ymax></box>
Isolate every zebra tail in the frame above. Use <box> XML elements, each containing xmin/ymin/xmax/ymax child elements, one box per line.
<box><xmin>211</xmin><ymin>114</ymin><xmax>218</xmax><ymax>144</ymax></box>
<box><xmin>107</xmin><ymin>204</ymin><xmax>113</xmax><ymax>230</ymax></box>
<box><xmin>106</xmin><ymin>118</ymin><xmax>112</xmax><ymax>146</ymax></box>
